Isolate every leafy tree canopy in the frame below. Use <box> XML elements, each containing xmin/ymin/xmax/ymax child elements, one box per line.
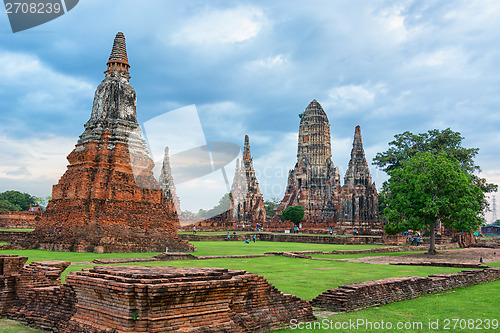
<box><xmin>281</xmin><ymin>205</ymin><xmax>305</xmax><ymax>226</ymax></box>
<box><xmin>373</xmin><ymin>128</ymin><xmax>497</xmax><ymax>193</ymax></box>
<box><xmin>264</xmin><ymin>197</ymin><xmax>281</xmax><ymax>217</ymax></box>
<box><xmin>34</xmin><ymin>196</ymin><xmax>51</xmax><ymax>210</ymax></box>
<box><xmin>0</xmin><ymin>199</ymin><xmax>21</xmax><ymax>212</ymax></box>
<box><xmin>492</xmin><ymin>219</ymin><xmax>500</xmax><ymax>226</ymax></box>
<box><xmin>383</xmin><ymin>152</ymin><xmax>484</xmax><ymax>254</ymax></box>
<box><xmin>192</xmin><ymin>193</ymin><xmax>231</xmax><ymax>218</ymax></box>
<box><xmin>0</xmin><ymin>190</ymin><xmax>37</xmax><ymax>211</ymax></box>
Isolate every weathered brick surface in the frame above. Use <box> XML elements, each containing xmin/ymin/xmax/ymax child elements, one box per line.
<box><xmin>179</xmin><ymin>232</ymin><xmax>384</xmax><ymax>244</ymax></box>
<box><xmin>18</xmin><ymin>32</ymin><xmax>193</xmax><ymax>253</ymax></box>
<box><xmin>310</xmin><ymin>267</ymin><xmax>500</xmax><ymax>312</ymax></box>
<box><xmin>230</xmin><ymin>135</ymin><xmax>266</xmax><ymax>226</ymax></box>
<box><xmin>65</xmin><ymin>265</ymin><xmax>315</xmax><ymax>332</ymax></box>
<box><xmin>0</xmin><ymin>211</ymin><xmax>39</xmax><ymax>228</ymax></box>
<box><xmin>0</xmin><ymin>258</ymin><xmax>77</xmax><ymax>331</ymax></box>
<box><xmin>274</xmin><ymin>102</ymin><xmax>381</xmax><ymax>235</ymax></box>
<box><xmin>338</xmin><ymin>126</ymin><xmax>382</xmax><ymax>234</ymax></box>
<box><xmin>275</xmin><ymin>100</ymin><xmax>341</xmax><ymax>224</ymax></box>
<box><xmin>0</xmin><ymin>256</ymin><xmax>314</xmax><ymax>332</ymax></box>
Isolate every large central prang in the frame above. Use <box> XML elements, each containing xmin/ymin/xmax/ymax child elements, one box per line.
<box><xmin>276</xmin><ymin>100</ymin><xmax>341</xmax><ymax>223</ymax></box>
<box><xmin>27</xmin><ymin>33</ymin><xmax>193</xmax><ymax>253</ymax></box>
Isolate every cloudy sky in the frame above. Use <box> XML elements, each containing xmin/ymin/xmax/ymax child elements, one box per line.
<box><xmin>0</xmin><ymin>0</ymin><xmax>498</xmax><ymax>220</ymax></box>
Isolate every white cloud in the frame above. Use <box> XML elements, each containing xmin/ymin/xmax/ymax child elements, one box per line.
<box><xmin>253</xmin><ymin>132</ymin><xmax>297</xmax><ymax>200</ymax></box>
<box><xmin>246</xmin><ymin>54</ymin><xmax>288</xmax><ymax>70</ymax></box>
<box><xmin>327</xmin><ymin>83</ymin><xmax>387</xmax><ymax>111</ymax></box>
<box><xmin>171</xmin><ymin>7</ymin><xmax>265</xmax><ymax>45</ymax></box>
<box><xmin>197</xmin><ymin>101</ymin><xmax>249</xmax><ymax>140</ymax></box>
<box><xmin>0</xmin><ymin>50</ymin><xmax>93</xmax><ymax>113</ymax></box>
<box><xmin>0</xmin><ymin>132</ymin><xmax>76</xmax><ymax>183</ymax></box>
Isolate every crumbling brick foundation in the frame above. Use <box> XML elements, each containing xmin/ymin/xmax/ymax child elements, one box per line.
<box><xmin>0</xmin><ymin>255</ymin><xmax>315</xmax><ymax>332</ymax></box>
<box><xmin>310</xmin><ymin>267</ymin><xmax>500</xmax><ymax>312</ymax></box>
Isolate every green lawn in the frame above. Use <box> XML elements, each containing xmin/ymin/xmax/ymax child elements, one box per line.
<box><xmin>0</xmin><ymin>228</ymin><xmax>35</xmax><ymax>232</ymax></box>
<box><xmin>0</xmin><ymin>249</ymin><xmax>162</xmax><ymax>264</ymax></box>
<box><xmin>276</xmin><ymin>280</ymin><xmax>500</xmax><ymax>332</ymax></box>
<box><xmin>109</xmin><ymin>256</ymin><xmax>464</xmax><ymax>301</ymax></box>
<box><xmin>309</xmin><ymin>250</ymin><xmax>427</xmax><ymax>260</ymax></box>
<box><xmin>0</xmin><ymin>319</ymin><xmax>42</xmax><ymax>333</ymax></box>
<box><xmin>0</xmin><ymin>241</ymin><xmax>384</xmax><ymax>262</ymax></box>
<box><xmin>189</xmin><ymin>241</ymin><xmax>386</xmax><ymax>256</ymax></box>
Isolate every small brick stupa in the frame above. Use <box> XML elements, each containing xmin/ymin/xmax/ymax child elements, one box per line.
<box><xmin>230</xmin><ymin>135</ymin><xmax>266</xmax><ymax>225</ymax></box>
<box><xmin>27</xmin><ymin>33</ymin><xmax>193</xmax><ymax>253</ymax></box>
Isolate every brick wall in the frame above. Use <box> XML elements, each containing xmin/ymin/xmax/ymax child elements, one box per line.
<box><xmin>310</xmin><ymin>267</ymin><xmax>500</xmax><ymax>312</ymax></box>
<box><xmin>0</xmin><ymin>256</ymin><xmax>315</xmax><ymax>332</ymax></box>
<box><xmin>0</xmin><ymin>211</ymin><xmax>38</xmax><ymax>228</ymax></box>
<box><xmin>180</xmin><ymin>232</ymin><xmax>384</xmax><ymax>244</ymax></box>
<box><xmin>65</xmin><ymin>265</ymin><xmax>315</xmax><ymax>332</ymax></box>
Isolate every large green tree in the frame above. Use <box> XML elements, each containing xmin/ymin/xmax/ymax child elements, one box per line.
<box><xmin>194</xmin><ymin>193</ymin><xmax>231</xmax><ymax>217</ymax></box>
<box><xmin>264</xmin><ymin>197</ymin><xmax>281</xmax><ymax>217</ymax></box>
<box><xmin>373</xmin><ymin>128</ymin><xmax>497</xmax><ymax>193</ymax></box>
<box><xmin>281</xmin><ymin>205</ymin><xmax>305</xmax><ymax>226</ymax></box>
<box><xmin>0</xmin><ymin>190</ymin><xmax>37</xmax><ymax>211</ymax></box>
<box><xmin>0</xmin><ymin>199</ymin><xmax>21</xmax><ymax>212</ymax></box>
<box><xmin>383</xmin><ymin>152</ymin><xmax>484</xmax><ymax>255</ymax></box>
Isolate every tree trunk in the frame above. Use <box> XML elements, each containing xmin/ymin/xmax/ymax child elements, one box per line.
<box><xmin>427</xmin><ymin>220</ymin><xmax>438</xmax><ymax>255</ymax></box>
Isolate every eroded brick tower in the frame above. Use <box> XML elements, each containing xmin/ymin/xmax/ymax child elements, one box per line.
<box><xmin>27</xmin><ymin>33</ymin><xmax>193</xmax><ymax>252</ymax></box>
<box><xmin>231</xmin><ymin>135</ymin><xmax>266</xmax><ymax>225</ymax></box>
<box><xmin>276</xmin><ymin>100</ymin><xmax>341</xmax><ymax>222</ymax></box>
<box><xmin>339</xmin><ymin>126</ymin><xmax>382</xmax><ymax>233</ymax></box>
<box><xmin>159</xmin><ymin>147</ymin><xmax>181</xmax><ymax>215</ymax></box>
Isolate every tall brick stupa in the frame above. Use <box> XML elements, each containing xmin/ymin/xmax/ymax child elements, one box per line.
<box><xmin>275</xmin><ymin>100</ymin><xmax>341</xmax><ymax>222</ymax></box>
<box><xmin>338</xmin><ymin>126</ymin><xmax>381</xmax><ymax>232</ymax></box>
<box><xmin>27</xmin><ymin>33</ymin><xmax>193</xmax><ymax>253</ymax></box>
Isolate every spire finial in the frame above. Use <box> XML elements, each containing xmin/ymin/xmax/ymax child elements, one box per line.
<box><xmin>243</xmin><ymin>135</ymin><xmax>251</xmax><ymax>160</ymax></box>
<box><xmin>105</xmin><ymin>32</ymin><xmax>130</xmax><ymax>76</ymax></box>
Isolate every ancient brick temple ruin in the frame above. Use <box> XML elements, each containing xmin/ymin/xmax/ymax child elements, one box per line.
<box><xmin>23</xmin><ymin>32</ymin><xmax>193</xmax><ymax>253</ymax></box>
<box><xmin>159</xmin><ymin>147</ymin><xmax>181</xmax><ymax>215</ymax></box>
<box><xmin>230</xmin><ymin>135</ymin><xmax>266</xmax><ymax>226</ymax></box>
<box><xmin>276</xmin><ymin>100</ymin><xmax>381</xmax><ymax>233</ymax></box>
<box><xmin>179</xmin><ymin>135</ymin><xmax>266</xmax><ymax>231</ymax></box>
<box><xmin>275</xmin><ymin>100</ymin><xmax>341</xmax><ymax>223</ymax></box>
<box><xmin>0</xmin><ymin>255</ymin><xmax>315</xmax><ymax>332</ymax></box>
<box><xmin>338</xmin><ymin>126</ymin><xmax>381</xmax><ymax>233</ymax></box>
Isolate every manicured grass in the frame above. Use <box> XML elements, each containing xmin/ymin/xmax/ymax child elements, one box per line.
<box><xmin>0</xmin><ymin>242</ymin><xmax>384</xmax><ymax>263</ymax></box>
<box><xmin>109</xmin><ymin>256</ymin><xmax>464</xmax><ymax>301</ymax></box>
<box><xmin>189</xmin><ymin>241</ymin><xmax>386</xmax><ymax>256</ymax></box>
<box><xmin>0</xmin><ymin>319</ymin><xmax>43</xmax><ymax>332</ymax></box>
<box><xmin>0</xmin><ymin>228</ymin><xmax>34</xmax><ymax>232</ymax></box>
<box><xmin>310</xmin><ymin>251</ymin><xmax>427</xmax><ymax>260</ymax></box>
<box><xmin>275</xmin><ymin>280</ymin><xmax>500</xmax><ymax>332</ymax></box>
<box><xmin>0</xmin><ymin>249</ymin><xmax>162</xmax><ymax>264</ymax></box>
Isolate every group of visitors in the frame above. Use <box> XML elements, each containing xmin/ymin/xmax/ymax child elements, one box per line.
<box><xmin>244</xmin><ymin>234</ymin><xmax>257</xmax><ymax>244</ymax></box>
<box><xmin>404</xmin><ymin>230</ymin><xmax>423</xmax><ymax>246</ymax></box>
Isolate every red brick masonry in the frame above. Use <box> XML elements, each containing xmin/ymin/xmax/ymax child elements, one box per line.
<box><xmin>310</xmin><ymin>267</ymin><xmax>500</xmax><ymax>312</ymax></box>
<box><xmin>0</xmin><ymin>255</ymin><xmax>314</xmax><ymax>332</ymax></box>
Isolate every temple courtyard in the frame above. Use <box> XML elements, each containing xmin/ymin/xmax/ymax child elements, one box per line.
<box><xmin>0</xmin><ymin>235</ymin><xmax>498</xmax><ymax>332</ymax></box>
